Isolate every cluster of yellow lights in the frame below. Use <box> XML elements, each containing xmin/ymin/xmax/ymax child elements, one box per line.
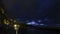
<box><xmin>3</xmin><ymin>17</ymin><xmax>20</xmax><ymax>34</ymax></box>
<box><xmin>4</xmin><ymin>19</ymin><xmax>10</xmax><ymax>25</ymax></box>
<box><xmin>4</xmin><ymin>19</ymin><xmax>20</xmax><ymax>29</ymax></box>
<box><xmin>1</xmin><ymin>6</ymin><xmax>20</xmax><ymax>34</ymax></box>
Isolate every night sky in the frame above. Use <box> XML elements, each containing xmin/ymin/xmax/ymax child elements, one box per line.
<box><xmin>2</xmin><ymin>0</ymin><xmax>60</xmax><ymax>24</ymax></box>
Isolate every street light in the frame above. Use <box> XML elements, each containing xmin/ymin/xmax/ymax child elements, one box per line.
<box><xmin>13</xmin><ymin>24</ymin><xmax>20</xmax><ymax>34</ymax></box>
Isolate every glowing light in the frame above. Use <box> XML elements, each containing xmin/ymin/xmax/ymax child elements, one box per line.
<box><xmin>31</xmin><ymin>21</ymin><xmax>36</xmax><ymax>24</ymax></box>
<box><xmin>26</xmin><ymin>20</ymin><xmax>36</xmax><ymax>25</ymax></box>
<box><xmin>4</xmin><ymin>19</ymin><xmax>7</xmax><ymax>24</ymax></box>
<box><xmin>4</xmin><ymin>19</ymin><xmax>10</xmax><ymax>25</ymax></box>
<box><xmin>26</xmin><ymin>20</ymin><xmax>40</xmax><ymax>26</ymax></box>
<box><xmin>13</xmin><ymin>24</ymin><xmax>20</xmax><ymax>30</ymax></box>
<box><xmin>14</xmin><ymin>24</ymin><xmax>17</xmax><ymax>27</ymax></box>
<box><xmin>13</xmin><ymin>24</ymin><xmax>20</xmax><ymax>34</ymax></box>
<box><xmin>27</xmin><ymin>22</ymin><xmax>31</xmax><ymax>25</ymax></box>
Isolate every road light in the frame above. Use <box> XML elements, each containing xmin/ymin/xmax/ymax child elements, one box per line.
<box><xmin>13</xmin><ymin>24</ymin><xmax>20</xmax><ymax>34</ymax></box>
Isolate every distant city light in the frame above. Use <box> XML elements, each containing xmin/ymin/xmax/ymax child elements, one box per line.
<box><xmin>40</xmin><ymin>24</ymin><xmax>44</xmax><ymax>26</ymax></box>
<box><xmin>26</xmin><ymin>22</ymin><xmax>32</xmax><ymax>25</ymax></box>
<box><xmin>26</xmin><ymin>20</ymin><xmax>39</xmax><ymax>26</ymax></box>
<box><xmin>26</xmin><ymin>20</ymin><xmax>36</xmax><ymax>25</ymax></box>
<box><xmin>31</xmin><ymin>21</ymin><xmax>36</xmax><ymax>24</ymax></box>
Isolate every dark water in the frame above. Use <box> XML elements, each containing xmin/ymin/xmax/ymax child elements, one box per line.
<box><xmin>0</xmin><ymin>25</ymin><xmax>60</xmax><ymax>34</ymax></box>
